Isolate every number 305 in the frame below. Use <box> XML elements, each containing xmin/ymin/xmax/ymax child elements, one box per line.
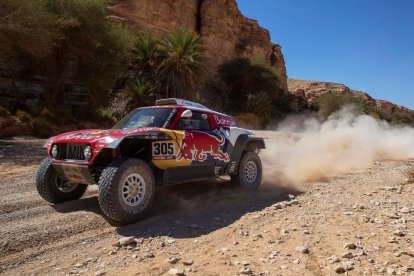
<box><xmin>153</xmin><ymin>142</ymin><xmax>174</xmax><ymax>156</ymax></box>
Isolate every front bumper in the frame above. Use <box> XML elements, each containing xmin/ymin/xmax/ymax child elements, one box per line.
<box><xmin>53</xmin><ymin>163</ymin><xmax>96</xmax><ymax>185</ymax></box>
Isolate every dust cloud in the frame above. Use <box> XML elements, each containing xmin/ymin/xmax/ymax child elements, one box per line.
<box><xmin>260</xmin><ymin>106</ymin><xmax>414</xmax><ymax>185</ymax></box>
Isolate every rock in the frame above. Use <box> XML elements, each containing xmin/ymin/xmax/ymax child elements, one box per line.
<box><xmin>240</xmin><ymin>266</ymin><xmax>252</xmax><ymax>275</ymax></box>
<box><xmin>182</xmin><ymin>260</ymin><xmax>193</xmax><ymax>266</ymax></box>
<box><xmin>343</xmin><ymin>261</ymin><xmax>354</xmax><ymax>271</ymax></box>
<box><xmin>292</xmin><ymin>259</ymin><xmax>300</xmax><ymax>264</ymax></box>
<box><xmin>341</xmin><ymin>252</ymin><xmax>354</xmax><ymax>259</ymax></box>
<box><xmin>286</xmin><ymin>199</ymin><xmax>300</xmax><ymax>206</ymax></box>
<box><xmin>386</xmin><ymin>267</ymin><xmax>396</xmax><ymax>275</ymax></box>
<box><xmin>166</xmin><ymin>239</ymin><xmax>176</xmax><ymax>244</ymax></box>
<box><xmin>296</xmin><ymin>245</ymin><xmax>309</xmax><ymax>254</ymax></box>
<box><xmin>394</xmin><ymin>230</ymin><xmax>405</xmax><ymax>237</ymax></box>
<box><xmin>118</xmin><ymin>237</ymin><xmax>136</xmax><ymax>246</ymax></box>
<box><xmin>166</xmin><ymin>257</ymin><xmax>179</xmax><ymax>264</ymax></box>
<box><xmin>74</xmin><ymin>263</ymin><xmax>85</xmax><ymax>268</ymax></box>
<box><xmin>385</xmin><ymin>212</ymin><xmax>401</xmax><ymax>219</ymax></box>
<box><xmin>108</xmin><ymin>0</ymin><xmax>288</xmax><ymax>90</ymax></box>
<box><xmin>273</xmin><ymin>203</ymin><xmax>285</xmax><ymax>209</ymax></box>
<box><xmin>334</xmin><ymin>265</ymin><xmax>346</xmax><ymax>274</ymax></box>
<box><xmin>144</xmin><ymin>252</ymin><xmax>155</xmax><ymax>258</ymax></box>
<box><xmin>94</xmin><ymin>271</ymin><xmax>106</xmax><ymax>276</ymax></box>
<box><xmin>344</xmin><ymin>243</ymin><xmax>357</xmax><ymax>249</ymax></box>
<box><xmin>328</xmin><ymin>255</ymin><xmax>340</xmax><ymax>264</ymax></box>
<box><xmin>134</xmin><ymin>238</ymin><xmax>144</xmax><ymax>244</ymax></box>
<box><xmin>280</xmin><ymin>229</ymin><xmax>289</xmax><ymax>235</ymax></box>
<box><xmin>410</xmin><ymin>271</ymin><xmax>414</xmax><ymax>276</ymax></box>
<box><xmin>126</xmin><ymin>243</ymin><xmax>136</xmax><ymax>250</ymax></box>
<box><xmin>400</xmin><ymin>207</ymin><xmax>412</xmax><ymax>213</ymax></box>
<box><xmin>168</xmin><ymin>268</ymin><xmax>185</xmax><ymax>276</ymax></box>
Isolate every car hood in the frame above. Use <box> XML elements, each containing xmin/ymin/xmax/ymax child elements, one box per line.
<box><xmin>45</xmin><ymin>127</ymin><xmax>167</xmax><ymax>151</ymax></box>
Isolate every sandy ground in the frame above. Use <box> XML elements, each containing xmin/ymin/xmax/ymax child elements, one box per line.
<box><xmin>0</xmin><ymin>133</ymin><xmax>413</xmax><ymax>276</ymax></box>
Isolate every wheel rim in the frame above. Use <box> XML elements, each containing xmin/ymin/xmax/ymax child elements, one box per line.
<box><xmin>55</xmin><ymin>176</ymin><xmax>78</xmax><ymax>193</ymax></box>
<box><xmin>245</xmin><ymin>161</ymin><xmax>258</xmax><ymax>183</ymax></box>
<box><xmin>122</xmin><ymin>173</ymin><xmax>146</xmax><ymax>207</ymax></box>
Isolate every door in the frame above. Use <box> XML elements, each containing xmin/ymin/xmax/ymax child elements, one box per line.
<box><xmin>165</xmin><ymin>110</ymin><xmax>219</xmax><ymax>182</ymax></box>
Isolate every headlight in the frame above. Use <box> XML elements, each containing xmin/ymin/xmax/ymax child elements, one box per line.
<box><xmin>84</xmin><ymin>146</ymin><xmax>92</xmax><ymax>161</ymax></box>
<box><xmin>51</xmin><ymin>145</ymin><xmax>58</xmax><ymax>158</ymax></box>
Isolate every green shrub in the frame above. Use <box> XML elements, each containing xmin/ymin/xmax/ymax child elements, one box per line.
<box><xmin>317</xmin><ymin>93</ymin><xmax>353</xmax><ymax>118</ymax></box>
<box><xmin>38</xmin><ymin>107</ymin><xmax>55</xmax><ymax>120</ymax></box>
<box><xmin>217</xmin><ymin>58</ymin><xmax>288</xmax><ymax>124</ymax></box>
<box><xmin>32</xmin><ymin>117</ymin><xmax>53</xmax><ymax>137</ymax></box>
<box><xmin>0</xmin><ymin>106</ymin><xmax>11</xmax><ymax>117</ymax></box>
<box><xmin>15</xmin><ymin>110</ymin><xmax>32</xmax><ymax>123</ymax></box>
<box><xmin>96</xmin><ymin>107</ymin><xmax>117</xmax><ymax>126</ymax></box>
<box><xmin>236</xmin><ymin>113</ymin><xmax>264</xmax><ymax>130</ymax></box>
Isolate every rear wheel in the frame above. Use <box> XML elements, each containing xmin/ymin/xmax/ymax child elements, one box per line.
<box><xmin>36</xmin><ymin>158</ymin><xmax>87</xmax><ymax>203</ymax></box>
<box><xmin>98</xmin><ymin>158</ymin><xmax>155</xmax><ymax>223</ymax></box>
<box><xmin>231</xmin><ymin>151</ymin><xmax>262</xmax><ymax>190</ymax></box>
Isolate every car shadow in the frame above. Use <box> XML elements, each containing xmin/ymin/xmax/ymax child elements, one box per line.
<box><xmin>116</xmin><ymin>178</ymin><xmax>302</xmax><ymax>239</ymax></box>
<box><xmin>50</xmin><ymin>178</ymin><xmax>302</xmax><ymax>236</ymax></box>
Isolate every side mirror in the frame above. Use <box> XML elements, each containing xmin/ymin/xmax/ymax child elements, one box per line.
<box><xmin>181</xmin><ymin>110</ymin><xmax>192</xmax><ymax>118</ymax></box>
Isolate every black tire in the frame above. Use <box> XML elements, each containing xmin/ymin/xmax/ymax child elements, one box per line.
<box><xmin>231</xmin><ymin>151</ymin><xmax>262</xmax><ymax>190</ymax></box>
<box><xmin>35</xmin><ymin>158</ymin><xmax>87</xmax><ymax>203</ymax></box>
<box><xmin>98</xmin><ymin>158</ymin><xmax>156</xmax><ymax>223</ymax></box>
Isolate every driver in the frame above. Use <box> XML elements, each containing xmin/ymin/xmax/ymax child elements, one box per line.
<box><xmin>181</xmin><ymin>117</ymin><xmax>192</xmax><ymax>129</ymax></box>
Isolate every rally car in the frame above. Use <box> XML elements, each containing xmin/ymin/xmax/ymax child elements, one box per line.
<box><xmin>36</xmin><ymin>99</ymin><xmax>265</xmax><ymax>223</ymax></box>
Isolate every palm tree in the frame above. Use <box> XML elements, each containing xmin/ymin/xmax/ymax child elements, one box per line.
<box><xmin>133</xmin><ymin>31</ymin><xmax>159</xmax><ymax>74</ymax></box>
<box><xmin>157</xmin><ymin>27</ymin><xmax>206</xmax><ymax>99</ymax></box>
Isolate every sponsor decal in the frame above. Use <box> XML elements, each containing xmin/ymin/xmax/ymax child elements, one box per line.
<box><xmin>163</xmin><ymin>108</ymin><xmax>178</xmax><ymax>128</ymax></box>
<box><xmin>62</xmin><ymin>130</ymin><xmax>111</xmax><ymax>140</ymax></box>
<box><xmin>152</xmin><ymin>142</ymin><xmax>176</xmax><ymax>160</ymax></box>
<box><xmin>213</xmin><ymin>115</ymin><xmax>237</xmax><ymax>127</ymax></box>
<box><xmin>177</xmin><ymin>129</ymin><xmax>230</xmax><ymax>162</ymax></box>
<box><xmin>123</xmin><ymin>128</ymin><xmax>158</xmax><ymax>135</ymax></box>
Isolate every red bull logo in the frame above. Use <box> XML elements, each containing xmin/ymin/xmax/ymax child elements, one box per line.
<box><xmin>177</xmin><ymin>130</ymin><xmax>230</xmax><ymax>162</ymax></box>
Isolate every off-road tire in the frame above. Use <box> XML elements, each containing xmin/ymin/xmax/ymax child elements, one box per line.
<box><xmin>36</xmin><ymin>158</ymin><xmax>87</xmax><ymax>203</ymax></box>
<box><xmin>98</xmin><ymin>158</ymin><xmax>155</xmax><ymax>223</ymax></box>
<box><xmin>231</xmin><ymin>151</ymin><xmax>262</xmax><ymax>190</ymax></box>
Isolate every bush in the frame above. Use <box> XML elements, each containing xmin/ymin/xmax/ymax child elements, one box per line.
<box><xmin>15</xmin><ymin>110</ymin><xmax>32</xmax><ymax>123</ymax></box>
<box><xmin>318</xmin><ymin>93</ymin><xmax>354</xmax><ymax>118</ymax></box>
<box><xmin>236</xmin><ymin>113</ymin><xmax>264</xmax><ymax>130</ymax></box>
<box><xmin>32</xmin><ymin>117</ymin><xmax>53</xmax><ymax>137</ymax></box>
<box><xmin>38</xmin><ymin>108</ymin><xmax>54</xmax><ymax>120</ymax></box>
<box><xmin>217</xmin><ymin>58</ymin><xmax>287</xmax><ymax>124</ymax></box>
<box><xmin>96</xmin><ymin>107</ymin><xmax>117</xmax><ymax>127</ymax></box>
<box><xmin>0</xmin><ymin>106</ymin><xmax>11</xmax><ymax>117</ymax></box>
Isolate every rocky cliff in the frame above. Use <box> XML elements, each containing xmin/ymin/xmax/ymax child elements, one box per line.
<box><xmin>107</xmin><ymin>0</ymin><xmax>288</xmax><ymax>90</ymax></box>
<box><xmin>288</xmin><ymin>78</ymin><xmax>414</xmax><ymax>118</ymax></box>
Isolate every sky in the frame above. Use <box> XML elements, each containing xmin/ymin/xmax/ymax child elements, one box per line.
<box><xmin>237</xmin><ymin>0</ymin><xmax>414</xmax><ymax>109</ymax></box>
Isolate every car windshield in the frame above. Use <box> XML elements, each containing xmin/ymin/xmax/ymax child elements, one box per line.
<box><xmin>112</xmin><ymin>108</ymin><xmax>174</xmax><ymax>130</ymax></box>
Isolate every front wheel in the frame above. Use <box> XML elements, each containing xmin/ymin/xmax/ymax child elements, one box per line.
<box><xmin>231</xmin><ymin>151</ymin><xmax>262</xmax><ymax>190</ymax></box>
<box><xmin>98</xmin><ymin>158</ymin><xmax>155</xmax><ymax>223</ymax></box>
<box><xmin>36</xmin><ymin>158</ymin><xmax>87</xmax><ymax>203</ymax></box>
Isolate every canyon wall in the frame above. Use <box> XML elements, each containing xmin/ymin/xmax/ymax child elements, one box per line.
<box><xmin>107</xmin><ymin>0</ymin><xmax>288</xmax><ymax>90</ymax></box>
<box><xmin>288</xmin><ymin>78</ymin><xmax>414</xmax><ymax>118</ymax></box>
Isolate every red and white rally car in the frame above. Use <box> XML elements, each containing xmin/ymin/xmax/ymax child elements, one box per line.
<box><xmin>36</xmin><ymin>99</ymin><xmax>265</xmax><ymax>223</ymax></box>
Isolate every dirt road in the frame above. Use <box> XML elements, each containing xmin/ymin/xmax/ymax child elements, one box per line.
<box><xmin>0</xmin><ymin>134</ymin><xmax>413</xmax><ymax>276</ymax></box>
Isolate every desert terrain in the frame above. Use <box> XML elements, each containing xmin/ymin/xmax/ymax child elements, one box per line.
<box><xmin>0</xmin><ymin>132</ymin><xmax>413</xmax><ymax>276</ymax></box>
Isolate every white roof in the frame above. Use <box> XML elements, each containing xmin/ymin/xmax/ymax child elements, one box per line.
<box><xmin>156</xmin><ymin>98</ymin><xmax>210</xmax><ymax>110</ymax></box>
